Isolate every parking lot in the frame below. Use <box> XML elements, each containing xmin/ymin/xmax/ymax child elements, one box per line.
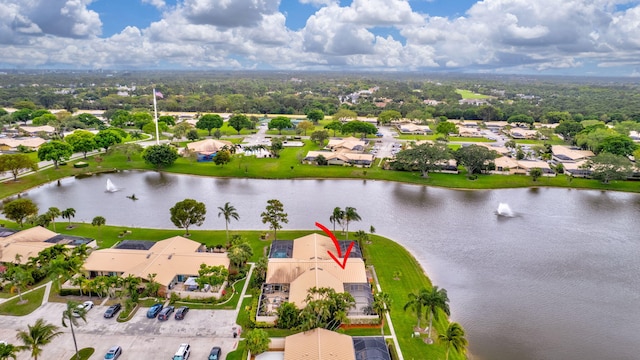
<box><xmin>0</xmin><ymin>301</ymin><xmax>241</xmax><ymax>359</ymax></box>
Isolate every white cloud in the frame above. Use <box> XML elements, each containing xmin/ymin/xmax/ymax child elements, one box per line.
<box><xmin>2</xmin><ymin>0</ymin><xmax>640</xmax><ymax>73</ymax></box>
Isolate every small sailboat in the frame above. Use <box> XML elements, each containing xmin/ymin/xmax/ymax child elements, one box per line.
<box><xmin>106</xmin><ymin>178</ymin><xmax>119</xmax><ymax>192</ymax></box>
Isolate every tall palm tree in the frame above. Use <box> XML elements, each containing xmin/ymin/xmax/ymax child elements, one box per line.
<box><xmin>7</xmin><ymin>266</ymin><xmax>33</xmax><ymax>303</ymax></box>
<box><xmin>91</xmin><ymin>216</ymin><xmax>106</xmax><ymax>242</ymax></box>
<box><xmin>16</xmin><ymin>318</ymin><xmax>62</xmax><ymax>360</ymax></box>
<box><xmin>343</xmin><ymin>206</ymin><xmax>361</xmax><ymax>241</ymax></box>
<box><xmin>439</xmin><ymin>322</ymin><xmax>468</xmax><ymax>360</ymax></box>
<box><xmin>217</xmin><ymin>202</ymin><xmax>240</xmax><ymax>244</ymax></box>
<box><xmin>46</xmin><ymin>207</ymin><xmax>61</xmax><ymax>231</ymax></box>
<box><xmin>329</xmin><ymin>207</ymin><xmax>344</xmax><ymax>233</ymax></box>
<box><xmin>0</xmin><ymin>342</ymin><xmax>19</xmax><ymax>360</ymax></box>
<box><xmin>61</xmin><ymin>208</ymin><xmax>76</xmax><ymax>228</ymax></box>
<box><xmin>62</xmin><ymin>301</ymin><xmax>86</xmax><ymax>360</ymax></box>
<box><xmin>424</xmin><ymin>286</ymin><xmax>450</xmax><ymax>341</ymax></box>
<box><xmin>404</xmin><ymin>288</ymin><xmax>428</xmax><ymax>329</ymax></box>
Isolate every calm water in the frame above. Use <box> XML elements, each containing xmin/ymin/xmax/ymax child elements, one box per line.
<box><xmin>16</xmin><ymin>171</ymin><xmax>640</xmax><ymax>360</ymax></box>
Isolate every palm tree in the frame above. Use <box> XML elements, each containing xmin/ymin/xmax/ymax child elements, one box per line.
<box><xmin>16</xmin><ymin>318</ymin><xmax>62</xmax><ymax>360</ymax></box>
<box><xmin>423</xmin><ymin>286</ymin><xmax>450</xmax><ymax>341</ymax></box>
<box><xmin>404</xmin><ymin>288</ymin><xmax>428</xmax><ymax>329</ymax></box>
<box><xmin>61</xmin><ymin>208</ymin><xmax>76</xmax><ymax>228</ymax></box>
<box><xmin>343</xmin><ymin>206</ymin><xmax>361</xmax><ymax>240</ymax></box>
<box><xmin>62</xmin><ymin>301</ymin><xmax>86</xmax><ymax>360</ymax></box>
<box><xmin>329</xmin><ymin>207</ymin><xmax>344</xmax><ymax>233</ymax></box>
<box><xmin>439</xmin><ymin>322</ymin><xmax>468</xmax><ymax>360</ymax></box>
<box><xmin>91</xmin><ymin>216</ymin><xmax>106</xmax><ymax>241</ymax></box>
<box><xmin>46</xmin><ymin>207</ymin><xmax>61</xmax><ymax>231</ymax></box>
<box><xmin>0</xmin><ymin>342</ymin><xmax>19</xmax><ymax>360</ymax></box>
<box><xmin>227</xmin><ymin>242</ymin><xmax>253</xmax><ymax>268</ymax></box>
<box><xmin>7</xmin><ymin>266</ymin><xmax>33</xmax><ymax>303</ymax></box>
<box><xmin>217</xmin><ymin>202</ymin><xmax>240</xmax><ymax>244</ymax></box>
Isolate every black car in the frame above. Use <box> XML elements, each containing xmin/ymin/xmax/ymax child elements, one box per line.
<box><xmin>157</xmin><ymin>305</ymin><xmax>175</xmax><ymax>321</ymax></box>
<box><xmin>208</xmin><ymin>347</ymin><xmax>221</xmax><ymax>360</ymax></box>
<box><xmin>174</xmin><ymin>306</ymin><xmax>189</xmax><ymax>320</ymax></box>
<box><xmin>103</xmin><ymin>304</ymin><xmax>122</xmax><ymax>319</ymax></box>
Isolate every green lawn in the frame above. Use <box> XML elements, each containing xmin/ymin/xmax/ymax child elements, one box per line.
<box><xmin>455</xmin><ymin>89</ymin><xmax>490</xmax><ymax>99</ymax></box>
<box><xmin>0</xmin><ymin>286</ymin><xmax>45</xmax><ymax>316</ymax></box>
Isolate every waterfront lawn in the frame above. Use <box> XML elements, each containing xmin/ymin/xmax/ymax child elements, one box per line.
<box><xmin>363</xmin><ymin>235</ymin><xmax>461</xmax><ymax>360</ymax></box>
<box><xmin>0</xmin><ymin>286</ymin><xmax>45</xmax><ymax>316</ymax></box>
<box><xmin>456</xmin><ymin>89</ymin><xmax>490</xmax><ymax>99</ymax></box>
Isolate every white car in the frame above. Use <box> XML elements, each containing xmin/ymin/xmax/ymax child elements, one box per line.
<box><xmin>73</xmin><ymin>301</ymin><xmax>94</xmax><ymax>317</ymax></box>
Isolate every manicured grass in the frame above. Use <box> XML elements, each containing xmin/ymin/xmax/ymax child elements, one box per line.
<box><xmin>225</xmin><ymin>340</ymin><xmax>247</xmax><ymax>360</ymax></box>
<box><xmin>0</xmin><ymin>286</ymin><xmax>45</xmax><ymax>316</ymax></box>
<box><xmin>455</xmin><ymin>89</ymin><xmax>490</xmax><ymax>99</ymax></box>
<box><xmin>69</xmin><ymin>347</ymin><xmax>94</xmax><ymax>360</ymax></box>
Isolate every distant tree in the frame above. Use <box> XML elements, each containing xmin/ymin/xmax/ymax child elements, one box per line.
<box><xmin>131</xmin><ymin>112</ymin><xmax>153</xmax><ymax>130</ymax></box>
<box><xmin>46</xmin><ymin>207</ymin><xmax>61</xmax><ymax>231</ymax></box>
<box><xmin>0</xmin><ymin>341</ymin><xmax>19</xmax><ymax>360</ymax></box>
<box><xmin>158</xmin><ymin>115</ymin><xmax>176</xmax><ymax>126</ymax></box>
<box><xmin>261</xmin><ymin>199</ymin><xmax>288</xmax><ymax>240</ymax></box>
<box><xmin>218</xmin><ymin>202</ymin><xmax>240</xmax><ymax>244</ymax></box>
<box><xmin>586</xmin><ymin>153</ymin><xmax>633</xmax><ymax>184</ymax></box>
<box><xmin>91</xmin><ymin>216</ymin><xmax>106</xmax><ymax>241</ymax></box>
<box><xmin>228</xmin><ymin>113</ymin><xmax>251</xmax><ymax>134</ymax></box>
<box><xmin>529</xmin><ymin>167</ymin><xmax>543</xmax><ymax>182</ymax></box>
<box><xmin>270</xmin><ymin>137</ymin><xmax>284</xmax><ymax>158</ymax></box>
<box><xmin>436</xmin><ymin>121</ymin><xmax>458</xmax><ymax>139</ymax></box>
<box><xmin>61</xmin><ymin>208</ymin><xmax>76</xmax><ymax>227</ymax></box>
<box><xmin>392</xmin><ymin>142</ymin><xmax>451</xmax><ymax>178</ymax></box>
<box><xmin>599</xmin><ymin>135</ymin><xmax>637</xmax><ymax>157</ymax></box>
<box><xmin>342</xmin><ymin>207</ymin><xmax>361</xmax><ymax>241</ymax></box>
<box><xmin>324</xmin><ymin>120</ymin><xmax>343</xmax><ymax>136</ymax></box>
<box><xmin>332</xmin><ymin>109</ymin><xmax>357</xmax><ymax>122</ymax></box>
<box><xmin>11</xmin><ymin>108</ymin><xmax>32</xmax><ymax>124</ymax></box>
<box><xmin>276</xmin><ymin>302</ymin><xmax>300</xmax><ymax>329</ymax></box>
<box><xmin>306</xmin><ymin>109</ymin><xmax>325</xmax><ymax>124</ymax></box>
<box><xmin>37</xmin><ymin>141</ymin><xmax>73</xmax><ymax>169</ymax></box>
<box><xmin>107</xmin><ymin>143</ymin><xmax>143</xmax><ymax>162</ymax></box>
<box><xmin>545</xmin><ymin>111</ymin><xmax>572</xmax><ymax>124</ymax></box>
<box><xmin>2</xmin><ymin>198</ymin><xmax>38</xmax><ymax>228</ymax></box>
<box><xmin>315</xmin><ymin>154</ymin><xmax>328</xmax><ymax>165</ymax></box>
<box><xmin>0</xmin><ymin>154</ymin><xmax>38</xmax><ymax>181</ymax></box>
<box><xmin>310</xmin><ymin>130</ymin><xmax>329</xmax><ymax>146</ymax></box>
<box><xmin>75</xmin><ymin>113</ymin><xmax>103</xmax><ymax>127</ymax></box>
<box><xmin>172</xmin><ymin>122</ymin><xmax>193</xmax><ymax>140</ymax></box>
<box><xmin>455</xmin><ymin>145</ymin><xmax>497</xmax><ymax>177</ymax></box>
<box><xmin>186</xmin><ymin>129</ymin><xmax>199</xmax><ymax>141</ymax></box>
<box><xmin>507</xmin><ymin>114</ymin><xmax>534</xmax><ymax>126</ymax></box>
<box><xmin>196</xmin><ymin>114</ymin><xmax>224</xmax><ymax>136</ymax></box>
<box><xmin>439</xmin><ymin>322</ymin><xmax>468</xmax><ymax>360</ymax></box>
<box><xmin>64</xmin><ymin>130</ymin><xmax>96</xmax><ymax>159</ymax></box>
<box><xmin>378</xmin><ymin>110</ymin><xmax>402</xmax><ymax>125</ymax></box>
<box><xmin>268</xmin><ymin>116</ymin><xmax>292</xmax><ymax>135</ymax></box>
<box><xmin>142</xmin><ymin>144</ymin><xmax>179</xmax><ymax>169</ymax></box>
<box><xmin>245</xmin><ymin>329</ymin><xmax>270</xmax><ymax>355</ymax></box>
<box><xmin>342</xmin><ymin>120</ymin><xmax>377</xmax><ymax>138</ymax></box>
<box><xmin>94</xmin><ymin>129</ymin><xmax>123</xmax><ymax>151</ymax></box>
<box><xmin>16</xmin><ymin>318</ymin><xmax>62</xmax><ymax>360</ymax></box>
<box><xmin>62</xmin><ymin>301</ymin><xmax>86</xmax><ymax>360</ymax></box>
<box><xmin>554</xmin><ymin>120</ymin><xmax>584</xmax><ymax>143</ymax></box>
<box><xmin>169</xmin><ymin>199</ymin><xmax>206</xmax><ymax>236</ymax></box>
<box><xmin>213</xmin><ymin>149</ymin><xmax>231</xmax><ymax>166</ymax></box>
<box><xmin>296</xmin><ymin>120</ymin><xmax>314</xmax><ymax>135</ymax></box>
<box><xmin>142</xmin><ymin>121</ymin><xmax>168</xmax><ymax>136</ymax></box>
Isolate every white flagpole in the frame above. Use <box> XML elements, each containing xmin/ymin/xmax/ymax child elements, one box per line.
<box><xmin>153</xmin><ymin>88</ymin><xmax>160</xmax><ymax>145</ymax></box>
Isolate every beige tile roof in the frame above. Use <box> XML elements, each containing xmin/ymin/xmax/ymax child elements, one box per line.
<box><xmin>327</xmin><ymin>137</ymin><xmax>365</xmax><ymax>151</ymax></box>
<box><xmin>0</xmin><ymin>242</ymin><xmax>56</xmax><ymax>264</ymax></box>
<box><xmin>19</xmin><ymin>125</ymin><xmax>56</xmax><ymax>134</ymax></box>
<box><xmin>0</xmin><ymin>137</ymin><xmax>47</xmax><ymax>149</ymax></box>
<box><xmin>288</xmin><ymin>269</ymin><xmax>346</xmax><ymax>306</ymax></box>
<box><xmin>284</xmin><ymin>328</ymin><xmax>355</xmax><ymax>360</ymax></box>
<box><xmin>494</xmin><ymin>156</ymin><xmax>519</xmax><ymax>169</ymax></box>
<box><xmin>552</xmin><ymin>145</ymin><xmax>595</xmax><ymax>161</ymax></box>
<box><xmin>186</xmin><ymin>139</ymin><xmax>234</xmax><ymax>154</ymax></box>
<box><xmin>82</xmin><ymin>236</ymin><xmax>229</xmax><ymax>286</ymax></box>
<box><xmin>1</xmin><ymin>226</ymin><xmax>57</xmax><ymax>243</ymax></box>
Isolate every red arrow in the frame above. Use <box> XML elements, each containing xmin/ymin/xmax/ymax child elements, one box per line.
<box><xmin>315</xmin><ymin>222</ymin><xmax>354</xmax><ymax>270</ymax></box>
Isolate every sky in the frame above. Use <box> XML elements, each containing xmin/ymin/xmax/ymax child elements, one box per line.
<box><xmin>1</xmin><ymin>0</ymin><xmax>640</xmax><ymax>76</ymax></box>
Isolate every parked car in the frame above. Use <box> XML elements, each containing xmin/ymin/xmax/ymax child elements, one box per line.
<box><xmin>103</xmin><ymin>303</ymin><xmax>122</xmax><ymax>319</ymax></box>
<box><xmin>103</xmin><ymin>345</ymin><xmax>122</xmax><ymax>359</ymax></box>
<box><xmin>208</xmin><ymin>346</ymin><xmax>222</xmax><ymax>360</ymax></box>
<box><xmin>73</xmin><ymin>301</ymin><xmax>94</xmax><ymax>317</ymax></box>
<box><xmin>157</xmin><ymin>305</ymin><xmax>175</xmax><ymax>321</ymax></box>
<box><xmin>172</xmin><ymin>343</ymin><xmax>190</xmax><ymax>360</ymax></box>
<box><xmin>174</xmin><ymin>306</ymin><xmax>189</xmax><ymax>320</ymax></box>
<box><xmin>146</xmin><ymin>303</ymin><xmax>163</xmax><ymax>318</ymax></box>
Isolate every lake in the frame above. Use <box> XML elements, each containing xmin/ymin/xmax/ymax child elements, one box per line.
<box><xmin>16</xmin><ymin>171</ymin><xmax>640</xmax><ymax>360</ymax></box>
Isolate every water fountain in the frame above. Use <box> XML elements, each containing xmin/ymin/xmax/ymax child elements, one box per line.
<box><xmin>496</xmin><ymin>202</ymin><xmax>514</xmax><ymax>217</ymax></box>
<box><xmin>105</xmin><ymin>178</ymin><xmax>119</xmax><ymax>192</ymax></box>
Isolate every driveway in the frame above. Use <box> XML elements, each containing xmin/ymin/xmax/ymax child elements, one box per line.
<box><xmin>0</xmin><ymin>302</ymin><xmax>241</xmax><ymax>359</ymax></box>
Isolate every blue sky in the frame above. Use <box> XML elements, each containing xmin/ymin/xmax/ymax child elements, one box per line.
<box><xmin>2</xmin><ymin>0</ymin><xmax>640</xmax><ymax>76</ymax></box>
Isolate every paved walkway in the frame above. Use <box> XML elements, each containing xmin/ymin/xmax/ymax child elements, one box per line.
<box><xmin>369</xmin><ymin>265</ymin><xmax>404</xmax><ymax>360</ymax></box>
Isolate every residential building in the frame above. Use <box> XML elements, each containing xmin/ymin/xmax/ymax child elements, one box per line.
<box><xmin>185</xmin><ymin>139</ymin><xmax>235</xmax><ymax>161</ymax></box>
<box><xmin>551</xmin><ymin>146</ymin><xmax>594</xmax><ymax>163</ymax></box>
<box><xmin>0</xmin><ymin>226</ymin><xmax>96</xmax><ymax>264</ymax></box>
